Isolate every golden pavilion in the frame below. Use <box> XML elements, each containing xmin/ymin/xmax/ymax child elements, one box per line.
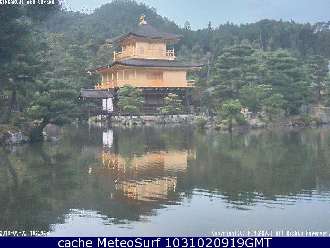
<box><xmin>81</xmin><ymin>15</ymin><xmax>202</xmax><ymax>114</ymax></box>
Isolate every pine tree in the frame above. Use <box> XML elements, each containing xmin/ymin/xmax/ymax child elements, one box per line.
<box><xmin>218</xmin><ymin>99</ymin><xmax>243</xmax><ymax>132</ymax></box>
<box><xmin>160</xmin><ymin>93</ymin><xmax>184</xmax><ymax>115</ymax></box>
<box><xmin>239</xmin><ymin>84</ymin><xmax>272</xmax><ymax>113</ymax></box>
<box><xmin>306</xmin><ymin>55</ymin><xmax>329</xmax><ymax>105</ymax></box>
<box><xmin>210</xmin><ymin>43</ymin><xmax>258</xmax><ymax>107</ymax></box>
<box><xmin>0</xmin><ymin>4</ymin><xmax>60</xmax><ymax>123</ymax></box>
<box><xmin>265</xmin><ymin>50</ymin><xmax>311</xmax><ymax>115</ymax></box>
<box><xmin>27</xmin><ymin>76</ymin><xmax>79</xmax><ymax>142</ymax></box>
<box><xmin>117</xmin><ymin>85</ymin><xmax>144</xmax><ymax>115</ymax></box>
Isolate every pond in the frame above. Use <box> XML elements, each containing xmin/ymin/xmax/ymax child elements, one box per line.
<box><xmin>0</xmin><ymin>125</ymin><xmax>330</xmax><ymax>236</ymax></box>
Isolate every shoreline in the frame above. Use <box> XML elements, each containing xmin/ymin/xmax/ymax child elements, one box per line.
<box><xmin>94</xmin><ymin>114</ymin><xmax>330</xmax><ymax>130</ymax></box>
<box><xmin>1</xmin><ymin>114</ymin><xmax>330</xmax><ymax>146</ymax></box>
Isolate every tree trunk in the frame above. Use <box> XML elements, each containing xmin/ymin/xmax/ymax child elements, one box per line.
<box><xmin>229</xmin><ymin>117</ymin><xmax>233</xmax><ymax>133</ymax></box>
<box><xmin>29</xmin><ymin>119</ymin><xmax>49</xmax><ymax>143</ymax></box>
<box><xmin>269</xmin><ymin>111</ymin><xmax>273</xmax><ymax>122</ymax></box>
<box><xmin>317</xmin><ymin>83</ymin><xmax>322</xmax><ymax>105</ymax></box>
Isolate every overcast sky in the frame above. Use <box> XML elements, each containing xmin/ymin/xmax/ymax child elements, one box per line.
<box><xmin>63</xmin><ymin>0</ymin><xmax>330</xmax><ymax>29</ymax></box>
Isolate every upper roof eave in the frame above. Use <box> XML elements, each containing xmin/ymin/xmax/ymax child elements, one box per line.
<box><xmin>107</xmin><ymin>23</ymin><xmax>183</xmax><ymax>44</ymax></box>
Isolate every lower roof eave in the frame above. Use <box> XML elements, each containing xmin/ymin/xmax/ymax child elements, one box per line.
<box><xmin>89</xmin><ymin>59</ymin><xmax>204</xmax><ymax>73</ymax></box>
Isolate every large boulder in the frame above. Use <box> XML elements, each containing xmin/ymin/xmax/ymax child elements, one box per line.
<box><xmin>43</xmin><ymin>124</ymin><xmax>62</xmax><ymax>142</ymax></box>
<box><xmin>248</xmin><ymin>118</ymin><xmax>267</xmax><ymax>129</ymax></box>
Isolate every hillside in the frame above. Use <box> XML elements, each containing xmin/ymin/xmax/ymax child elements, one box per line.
<box><xmin>40</xmin><ymin>0</ymin><xmax>330</xmax><ymax>88</ymax></box>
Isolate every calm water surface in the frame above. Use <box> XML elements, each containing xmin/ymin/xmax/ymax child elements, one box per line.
<box><xmin>0</xmin><ymin>126</ymin><xmax>330</xmax><ymax>236</ymax></box>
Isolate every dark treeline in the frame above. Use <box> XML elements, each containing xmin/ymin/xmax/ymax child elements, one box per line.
<box><xmin>1</xmin><ymin>0</ymin><xmax>330</xmax><ymax>139</ymax></box>
<box><xmin>180</xmin><ymin>20</ymin><xmax>330</xmax><ymax>62</ymax></box>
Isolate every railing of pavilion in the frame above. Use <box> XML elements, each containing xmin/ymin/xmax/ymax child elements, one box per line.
<box><xmin>113</xmin><ymin>48</ymin><xmax>176</xmax><ymax>61</ymax></box>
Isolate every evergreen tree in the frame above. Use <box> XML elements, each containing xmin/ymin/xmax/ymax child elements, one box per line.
<box><xmin>262</xmin><ymin>93</ymin><xmax>286</xmax><ymax>121</ymax></box>
<box><xmin>239</xmin><ymin>84</ymin><xmax>272</xmax><ymax>113</ymax></box>
<box><xmin>0</xmin><ymin>3</ymin><xmax>60</xmax><ymax>123</ymax></box>
<box><xmin>27</xmin><ymin>76</ymin><xmax>78</xmax><ymax>142</ymax></box>
<box><xmin>117</xmin><ymin>85</ymin><xmax>144</xmax><ymax>115</ymax></box>
<box><xmin>184</xmin><ymin>21</ymin><xmax>191</xmax><ymax>31</ymax></box>
<box><xmin>265</xmin><ymin>50</ymin><xmax>311</xmax><ymax>115</ymax></box>
<box><xmin>160</xmin><ymin>93</ymin><xmax>184</xmax><ymax>115</ymax></box>
<box><xmin>306</xmin><ymin>55</ymin><xmax>329</xmax><ymax>104</ymax></box>
<box><xmin>210</xmin><ymin>43</ymin><xmax>258</xmax><ymax>106</ymax></box>
<box><xmin>218</xmin><ymin>99</ymin><xmax>243</xmax><ymax>132</ymax></box>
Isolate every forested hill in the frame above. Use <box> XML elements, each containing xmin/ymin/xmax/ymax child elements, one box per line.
<box><xmin>43</xmin><ymin>0</ymin><xmax>330</xmax><ymax>66</ymax></box>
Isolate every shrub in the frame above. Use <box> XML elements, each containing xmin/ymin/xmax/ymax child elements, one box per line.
<box><xmin>195</xmin><ymin>117</ymin><xmax>208</xmax><ymax>129</ymax></box>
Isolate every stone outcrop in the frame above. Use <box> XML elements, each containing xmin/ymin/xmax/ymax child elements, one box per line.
<box><xmin>310</xmin><ymin>106</ymin><xmax>330</xmax><ymax>124</ymax></box>
<box><xmin>248</xmin><ymin>118</ymin><xmax>267</xmax><ymax>129</ymax></box>
<box><xmin>43</xmin><ymin>124</ymin><xmax>62</xmax><ymax>142</ymax></box>
<box><xmin>0</xmin><ymin>125</ymin><xmax>29</xmax><ymax>145</ymax></box>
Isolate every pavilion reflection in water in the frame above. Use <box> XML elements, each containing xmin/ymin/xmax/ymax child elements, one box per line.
<box><xmin>99</xmin><ymin>129</ymin><xmax>194</xmax><ymax>202</ymax></box>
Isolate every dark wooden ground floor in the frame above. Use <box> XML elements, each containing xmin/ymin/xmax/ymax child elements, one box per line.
<box><xmin>80</xmin><ymin>87</ymin><xmax>193</xmax><ymax>115</ymax></box>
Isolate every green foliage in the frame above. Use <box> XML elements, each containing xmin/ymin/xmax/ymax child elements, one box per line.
<box><xmin>117</xmin><ymin>85</ymin><xmax>144</xmax><ymax>115</ymax></box>
<box><xmin>325</xmin><ymin>74</ymin><xmax>330</xmax><ymax>106</ymax></box>
<box><xmin>160</xmin><ymin>93</ymin><xmax>184</xmax><ymax>115</ymax></box>
<box><xmin>306</xmin><ymin>55</ymin><xmax>330</xmax><ymax>104</ymax></box>
<box><xmin>0</xmin><ymin>2</ymin><xmax>62</xmax><ymax>125</ymax></box>
<box><xmin>297</xmin><ymin>114</ymin><xmax>322</xmax><ymax>126</ymax></box>
<box><xmin>207</xmin><ymin>45</ymin><xmax>315</xmax><ymax>117</ymax></box>
<box><xmin>211</xmin><ymin>43</ymin><xmax>258</xmax><ymax>104</ymax></box>
<box><xmin>262</xmin><ymin>93</ymin><xmax>286</xmax><ymax>121</ymax></box>
<box><xmin>195</xmin><ymin>117</ymin><xmax>208</xmax><ymax>129</ymax></box>
<box><xmin>180</xmin><ymin>19</ymin><xmax>330</xmax><ymax>61</ymax></box>
<box><xmin>239</xmin><ymin>84</ymin><xmax>272</xmax><ymax>113</ymax></box>
<box><xmin>264</xmin><ymin>50</ymin><xmax>311</xmax><ymax>115</ymax></box>
<box><xmin>27</xmin><ymin>79</ymin><xmax>78</xmax><ymax>123</ymax></box>
<box><xmin>218</xmin><ymin>100</ymin><xmax>244</xmax><ymax>131</ymax></box>
<box><xmin>219</xmin><ymin>100</ymin><xmax>242</xmax><ymax>118</ymax></box>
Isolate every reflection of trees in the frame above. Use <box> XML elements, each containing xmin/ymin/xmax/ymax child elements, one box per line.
<box><xmin>180</xmin><ymin>129</ymin><xmax>330</xmax><ymax>208</ymax></box>
<box><xmin>1</xmin><ymin>126</ymin><xmax>329</xmax><ymax>232</ymax></box>
<box><xmin>0</xmin><ymin>127</ymin><xmax>108</xmax><ymax>232</ymax></box>
<box><xmin>0</xmin><ymin>142</ymin><xmax>82</xmax><ymax>232</ymax></box>
<box><xmin>0</xmin><ymin>126</ymin><xmax>194</xmax><ymax>231</ymax></box>
<box><xmin>114</xmin><ymin>126</ymin><xmax>194</xmax><ymax>156</ymax></box>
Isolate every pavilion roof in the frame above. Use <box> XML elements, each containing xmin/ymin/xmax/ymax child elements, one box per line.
<box><xmin>107</xmin><ymin>23</ymin><xmax>182</xmax><ymax>44</ymax></box>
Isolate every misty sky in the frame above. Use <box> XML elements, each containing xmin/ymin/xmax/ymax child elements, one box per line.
<box><xmin>63</xmin><ymin>0</ymin><xmax>330</xmax><ymax>29</ymax></box>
